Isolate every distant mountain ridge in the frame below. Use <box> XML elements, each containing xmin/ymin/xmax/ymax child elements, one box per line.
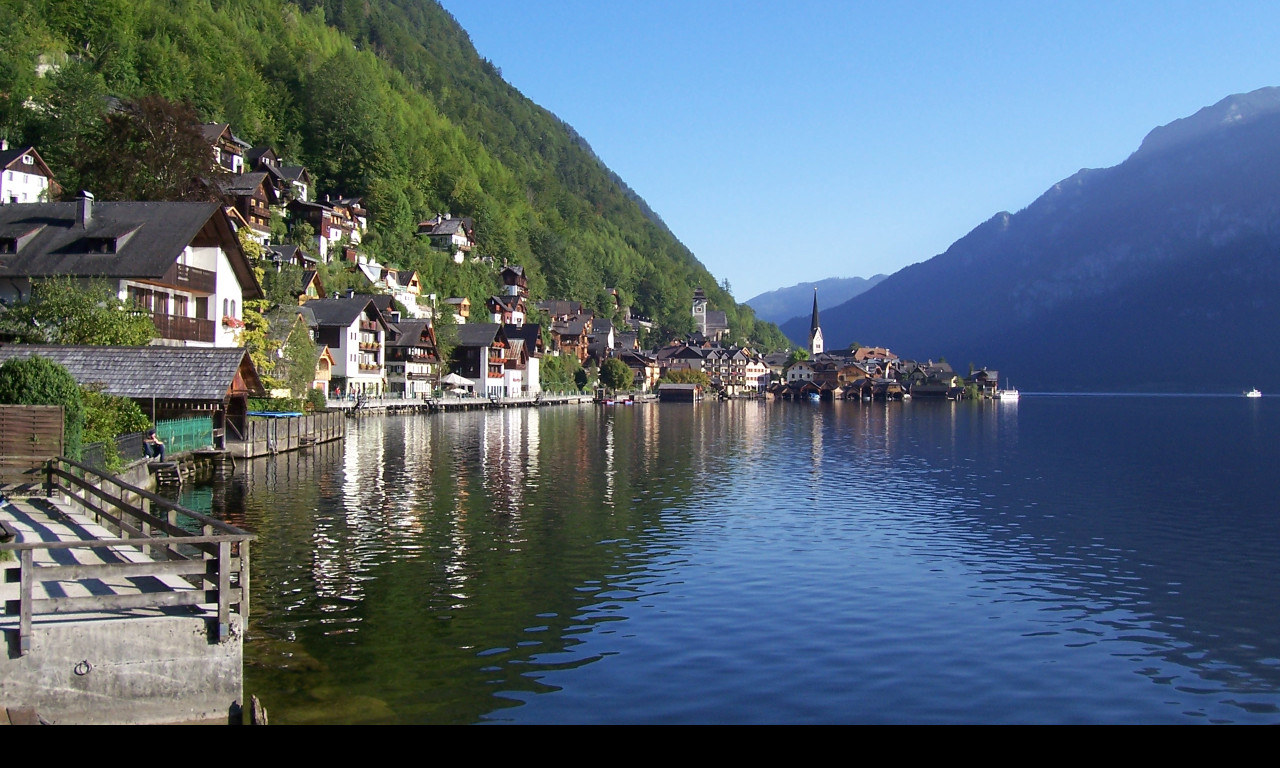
<box><xmin>782</xmin><ymin>87</ymin><xmax>1280</xmax><ymax>392</ymax></box>
<box><xmin>745</xmin><ymin>275</ymin><xmax>888</xmax><ymax>325</ymax></box>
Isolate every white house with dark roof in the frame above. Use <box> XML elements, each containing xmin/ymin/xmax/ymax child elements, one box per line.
<box><xmin>502</xmin><ymin>322</ymin><xmax>543</xmax><ymax>396</ymax></box>
<box><xmin>384</xmin><ymin>318</ymin><xmax>440</xmax><ymax>398</ymax></box>
<box><xmin>0</xmin><ymin>143</ymin><xmax>55</xmax><ymax>205</ymax></box>
<box><xmin>454</xmin><ymin>322</ymin><xmax>509</xmax><ymax>396</ymax></box>
<box><xmin>303</xmin><ymin>295</ymin><xmax>388</xmax><ymax>396</ymax></box>
<box><xmin>0</xmin><ymin>194</ymin><xmax>263</xmax><ymax>348</ymax></box>
<box><xmin>416</xmin><ymin>213</ymin><xmax>475</xmax><ymax>263</ymax></box>
<box><xmin>200</xmin><ymin>123</ymin><xmax>250</xmax><ymax>174</ymax></box>
<box><xmin>287</xmin><ymin>197</ymin><xmax>366</xmax><ymax>261</ymax></box>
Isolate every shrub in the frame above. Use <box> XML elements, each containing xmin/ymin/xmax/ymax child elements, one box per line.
<box><xmin>306</xmin><ymin>388</ymin><xmax>327</xmax><ymax>411</ymax></box>
<box><xmin>248</xmin><ymin>396</ymin><xmax>306</xmax><ymax>413</ymax></box>
<box><xmin>82</xmin><ymin>385</ymin><xmax>151</xmax><ymax>470</ymax></box>
<box><xmin>0</xmin><ymin>356</ymin><xmax>85</xmax><ymax>459</ymax></box>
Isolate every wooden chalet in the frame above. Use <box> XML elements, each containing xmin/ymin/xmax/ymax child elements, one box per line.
<box><xmin>200</xmin><ymin>123</ymin><xmax>249</xmax><ymax>174</ymax></box>
<box><xmin>966</xmin><ymin>368</ymin><xmax>1000</xmax><ymax>398</ymax></box>
<box><xmin>501</xmin><ymin>265</ymin><xmax>529</xmax><ymax>297</ymax></box>
<box><xmin>551</xmin><ymin>313</ymin><xmax>593</xmax><ymax>364</ymax></box>
<box><xmin>385</xmin><ymin>319</ymin><xmax>441</xmax><ymax>398</ymax></box>
<box><xmin>222</xmin><ymin>171</ymin><xmax>278</xmax><ymax>243</ymax></box>
<box><xmin>442</xmin><ymin>296</ymin><xmax>470</xmax><ymax>322</ymax></box>
<box><xmin>0</xmin><ymin>345</ymin><xmax>265</xmax><ymax>445</ymax></box>
<box><xmin>0</xmin><ymin>143</ymin><xmax>57</xmax><ymax>205</ymax></box>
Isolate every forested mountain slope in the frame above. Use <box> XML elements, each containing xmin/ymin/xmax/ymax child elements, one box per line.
<box><xmin>782</xmin><ymin>88</ymin><xmax>1280</xmax><ymax>392</ymax></box>
<box><xmin>0</xmin><ymin>0</ymin><xmax>783</xmax><ymax>347</ymax></box>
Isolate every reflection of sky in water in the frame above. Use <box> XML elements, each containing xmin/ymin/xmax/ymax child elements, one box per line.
<box><xmin>228</xmin><ymin>399</ymin><xmax>1280</xmax><ymax>723</ymax></box>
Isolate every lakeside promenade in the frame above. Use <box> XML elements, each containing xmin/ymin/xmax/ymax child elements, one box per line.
<box><xmin>324</xmin><ymin>392</ymin><xmax>600</xmax><ymax>414</ymax></box>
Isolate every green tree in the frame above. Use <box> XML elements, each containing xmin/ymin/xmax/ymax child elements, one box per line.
<box><xmin>74</xmin><ymin>96</ymin><xmax>217</xmax><ymax>202</ymax></box>
<box><xmin>539</xmin><ymin>352</ymin><xmax>581</xmax><ymax>392</ymax></box>
<box><xmin>573</xmin><ymin>366</ymin><xmax>590</xmax><ymax>391</ymax></box>
<box><xmin>0</xmin><ymin>277</ymin><xmax>155</xmax><ymax>345</ymax></box>
<box><xmin>786</xmin><ymin>348</ymin><xmax>810</xmax><ymax>367</ymax></box>
<box><xmin>261</xmin><ymin>263</ymin><xmax>306</xmax><ymax>307</ymax></box>
<box><xmin>600</xmin><ymin>357</ymin><xmax>632</xmax><ymax>391</ymax></box>
<box><xmin>0</xmin><ymin>356</ymin><xmax>86</xmax><ymax>459</ymax></box>
<box><xmin>659</xmin><ymin>368</ymin><xmax>711</xmax><ymax>387</ymax></box>
<box><xmin>432</xmin><ymin>310</ymin><xmax>458</xmax><ymax>372</ymax></box>
<box><xmin>238</xmin><ymin>233</ymin><xmax>277</xmax><ymax>380</ymax></box>
<box><xmin>279</xmin><ymin>315</ymin><xmax>319</xmax><ymax>397</ymax></box>
<box><xmin>82</xmin><ymin>384</ymin><xmax>150</xmax><ymax>470</ymax></box>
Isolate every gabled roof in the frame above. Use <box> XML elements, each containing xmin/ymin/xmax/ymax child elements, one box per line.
<box><xmin>387</xmin><ymin>319</ymin><xmax>439</xmax><ymax>359</ymax></box>
<box><xmin>277</xmin><ymin>165</ymin><xmax>310</xmax><ymax>183</ymax></box>
<box><xmin>502</xmin><ymin>323</ymin><xmax>543</xmax><ymax>355</ymax></box>
<box><xmin>245</xmin><ymin>146</ymin><xmax>278</xmax><ymax>168</ymax></box>
<box><xmin>0</xmin><ymin>200</ymin><xmax>262</xmax><ymax>299</ymax></box>
<box><xmin>0</xmin><ymin>145</ymin><xmax>54</xmax><ymax>180</ymax></box>
<box><xmin>487</xmin><ymin>294</ymin><xmax>523</xmax><ymax>312</ymax></box>
<box><xmin>552</xmin><ymin>314</ymin><xmax>591</xmax><ymax>336</ymax></box>
<box><xmin>0</xmin><ymin>345</ymin><xmax>265</xmax><ymax>400</ymax></box>
<box><xmin>222</xmin><ymin>171</ymin><xmax>278</xmax><ymax>202</ymax></box>
<box><xmin>455</xmin><ymin>323</ymin><xmax>503</xmax><ymax>348</ymax></box>
<box><xmin>266</xmin><ymin>244</ymin><xmax>316</xmax><ymax>267</ymax></box>
<box><xmin>199</xmin><ymin>123</ymin><xmax>250</xmax><ymax>149</ymax></box>
<box><xmin>305</xmin><ymin>296</ymin><xmax>383</xmax><ymax>328</ymax></box>
<box><xmin>368</xmin><ymin>294</ymin><xmax>400</xmax><ymax>324</ymax></box>
<box><xmin>536</xmin><ymin>299</ymin><xmax>584</xmax><ymax>318</ymax></box>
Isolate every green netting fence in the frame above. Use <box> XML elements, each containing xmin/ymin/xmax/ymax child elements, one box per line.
<box><xmin>156</xmin><ymin>416</ymin><xmax>214</xmax><ymax>453</ymax></box>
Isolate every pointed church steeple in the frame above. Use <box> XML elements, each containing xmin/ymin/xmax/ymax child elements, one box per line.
<box><xmin>809</xmin><ymin>288</ymin><xmax>824</xmax><ymax>356</ymax></box>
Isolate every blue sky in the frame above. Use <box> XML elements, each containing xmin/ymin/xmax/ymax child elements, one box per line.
<box><xmin>439</xmin><ymin>1</ymin><xmax>1280</xmax><ymax>301</ymax></box>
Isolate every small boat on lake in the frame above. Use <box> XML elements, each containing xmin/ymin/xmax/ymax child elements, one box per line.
<box><xmin>995</xmin><ymin>382</ymin><xmax>1020</xmax><ymax>401</ymax></box>
<box><xmin>1246</xmin><ymin>388</ymin><xmax>1262</xmax><ymax>398</ymax></box>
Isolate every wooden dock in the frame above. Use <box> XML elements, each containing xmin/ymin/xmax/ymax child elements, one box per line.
<box><xmin>0</xmin><ymin>458</ymin><xmax>252</xmax><ymax>724</ymax></box>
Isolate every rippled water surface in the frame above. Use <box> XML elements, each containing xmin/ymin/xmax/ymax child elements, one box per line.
<box><xmin>198</xmin><ymin>397</ymin><xmax>1280</xmax><ymax>723</ymax></box>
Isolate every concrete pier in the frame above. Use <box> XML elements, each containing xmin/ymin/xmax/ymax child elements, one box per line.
<box><xmin>0</xmin><ymin>460</ymin><xmax>252</xmax><ymax>724</ymax></box>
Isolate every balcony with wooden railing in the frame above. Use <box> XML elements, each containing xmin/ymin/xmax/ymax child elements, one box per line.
<box><xmin>160</xmin><ymin>263</ymin><xmax>217</xmax><ymax>294</ymax></box>
<box><xmin>152</xmin><ymin>313</ymin><xmax>215</xmax><ymax>344</ymax></box>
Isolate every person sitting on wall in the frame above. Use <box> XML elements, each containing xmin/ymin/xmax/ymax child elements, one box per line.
<box><xmin>143</xmin><ymin>427</ymin><xmax>166</xmax><ymax>462</ymax></box>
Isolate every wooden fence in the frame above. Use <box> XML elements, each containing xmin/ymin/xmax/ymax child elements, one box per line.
<box><xmin>230</xmin><ymin>410</ymin><xmax>345</xmax><ymax>458</ymax></box>
<box><xmin>0</xmin><ymin>405</ymin><xmax>63</xmax><ymax>486</ymax></box>
<box><xmin>0</xmin><ymin>457</ymin><xmax>253</xmax><ymax>654</ymax></box>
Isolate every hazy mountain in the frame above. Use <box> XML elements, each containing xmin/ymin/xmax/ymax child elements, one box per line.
<box><xmin>745</xmin><ymin>275</ymin><xmax>888</xmax><ymax>325</ymax></box>
<box><xmin>782</xmin><ymin>87</ymin><xmax>1280</xmax><ymax>392</ymax></box>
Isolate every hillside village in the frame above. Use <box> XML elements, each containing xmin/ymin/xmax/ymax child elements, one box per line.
<box><xmin>0</xmin><ymin>128</ymin><xmax>784</xmax><ymax>400</ymax></box>
<box><xmin>2</xmin><ymin>125</ymin><xmax>1002</xmax><ymax>405</ymax></box>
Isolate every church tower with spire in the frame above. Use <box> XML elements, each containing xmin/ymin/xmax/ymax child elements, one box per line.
<box><xmin>809</xmin><ymin>288</ymin><xmax>824</xmax><ymax>356</ymax></box>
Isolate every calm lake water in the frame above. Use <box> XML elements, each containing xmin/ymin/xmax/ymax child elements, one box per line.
<box><xmin>191</xmin><ymin>396</ymin><xmax>1280</xmax><ymax>723</ymax></box>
